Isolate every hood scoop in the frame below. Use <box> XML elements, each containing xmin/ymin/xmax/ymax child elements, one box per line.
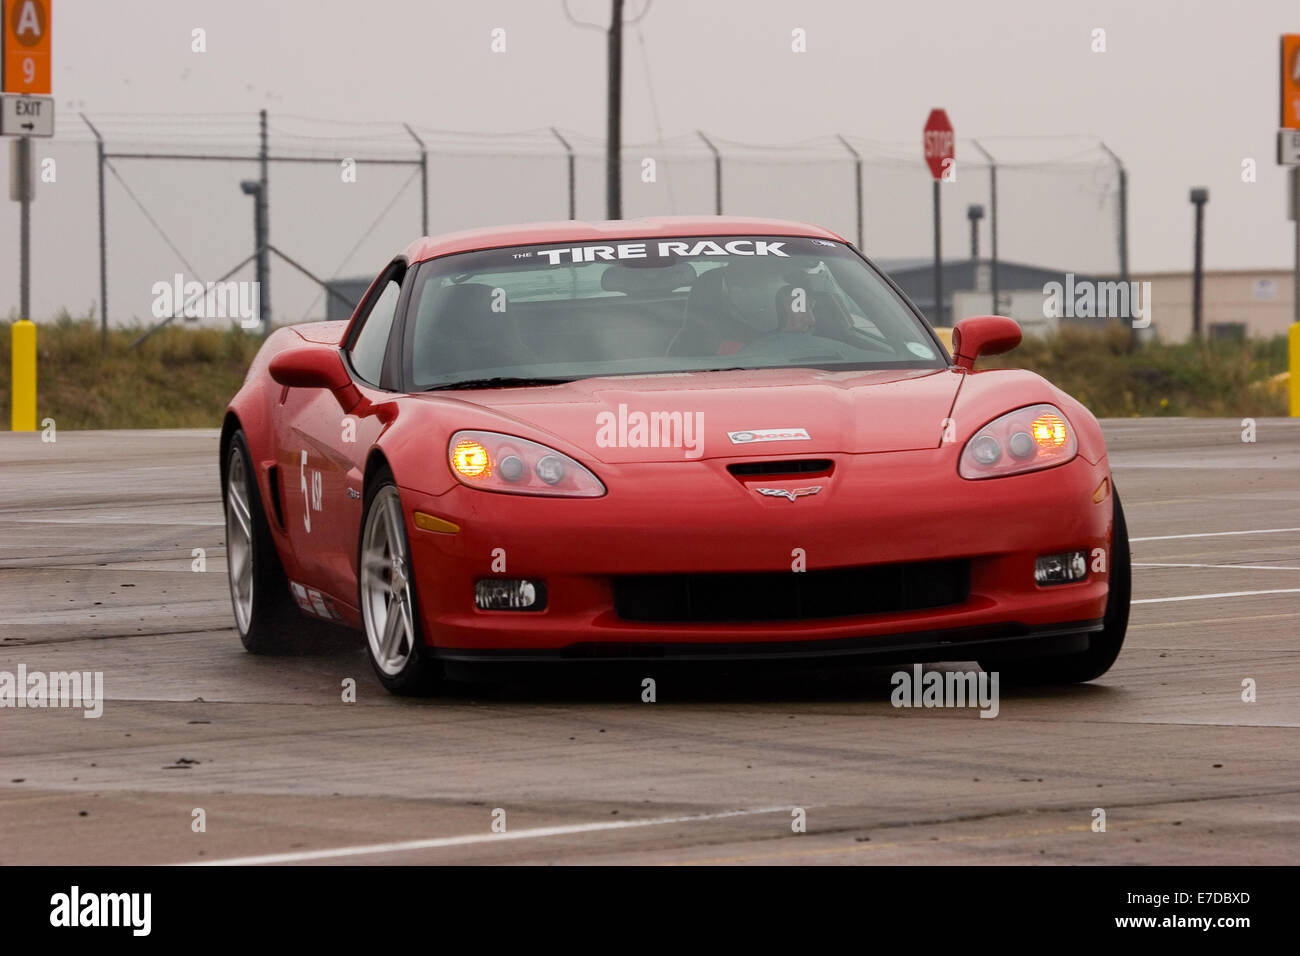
<box><xmin>726</xmin><ymin>459</ymin><xmax>833</xmax><ymax>477</ymax></box>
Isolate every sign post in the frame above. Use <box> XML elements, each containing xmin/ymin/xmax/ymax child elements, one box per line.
<box><xmin>1281</xmin><ymin>34</ymin><xmax>1300</xmax><ymax>415</ymax></box>
<box><xmin>3</xmin><ymin>0</ymin><xmax>52</xmax><ymax>431</ymax></box>
<box><xmin>923</xmin><ymin>109</ymin><xmax>954</xmax><ymax>327</ymax></box>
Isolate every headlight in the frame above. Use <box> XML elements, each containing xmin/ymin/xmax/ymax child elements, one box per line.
<box><xmin>448</xmin><ymin>430</ymin><xmax>606</xmax><ymax>497</ymax></box>
<box><xmin>958</xmin><ymin>404</ymin><xmax>1077</xmax><ymax>479</ymax></box>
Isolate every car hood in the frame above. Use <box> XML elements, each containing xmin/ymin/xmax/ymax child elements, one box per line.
<box><xmin>435</xmin><ymin>367</ymin><xmax>963</xmax><ymax>463</ymax></box>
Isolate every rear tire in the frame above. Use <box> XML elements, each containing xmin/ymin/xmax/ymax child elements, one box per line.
<box><xmin>358</xmin><ymin>468</ymin><xmax>443</xmax><ymax>695</ymax></box>
<box><xmin>980</xmin><ymin>487</ymin><xmax>1131</xmax><ymax>685</ymax></box>
<box><xmin>223</xmin><ymin>429</ymin><xmax>314</xmax><ymax>652</ymax></box>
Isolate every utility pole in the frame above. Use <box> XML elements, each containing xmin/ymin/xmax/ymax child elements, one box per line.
<box><xmin>606</xmin><ymin>0</ymin><xmax>624</xmax><ymax>220</ymax></box>
<box><xmin>1190</xmin><ymin>187</ymin><xmax>1208</xmax><ymax>339</ymax></box>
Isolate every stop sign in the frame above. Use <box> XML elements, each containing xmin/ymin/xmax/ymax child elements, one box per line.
<box><xmin>923</xmin><ymin>108</ymin><xmax>954</xmax><ymax>180</ymax></box>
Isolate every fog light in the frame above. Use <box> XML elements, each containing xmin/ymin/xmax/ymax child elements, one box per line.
<box><xmin>475</xmin><ymin>579</ymin><xmax>546</xmax><ymax>610</ymax></box>
<box><xmin>1034</xmin><ymin>551</ymin><xmax>1088</xmax><ymax>585</ymax></box>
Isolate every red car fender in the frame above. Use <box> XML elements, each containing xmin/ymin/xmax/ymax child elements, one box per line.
<box><xmin>950</xmin><ymin>367</ymin><xmax>1108</xmax><ymax>467</ymax></box>
<box><xmin>222</xmin><ymin>327</ymin><xmax>311</xmax><ymax>557</ymax></box>
<box><xmin>375</xmin><ymin>395</ymin><xmax>609</xmax><ymax>499</ymax></box>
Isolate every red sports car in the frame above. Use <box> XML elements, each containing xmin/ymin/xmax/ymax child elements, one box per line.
<box><xmin>220</xmin><ymin>217</ymin><xmax>1129</xmax><ymax>694</ymax></box>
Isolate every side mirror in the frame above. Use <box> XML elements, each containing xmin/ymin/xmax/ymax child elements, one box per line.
<box><xmin>950</xmin><ymin>315</ymin><xmax>1022</xmax><ymax>370</ymax></box>
<box><xmin>268</xmin><ymin>346</ymin><xmax>361</xmax><ymax>411</ymax></box>
<box><xmin>269</xmin><ymin>346</ymin><xmax>351</xmax><ymax>390</ymax></box>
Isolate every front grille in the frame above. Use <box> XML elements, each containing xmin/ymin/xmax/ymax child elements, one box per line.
<box><xmin>613</xmin><ymin>559</ymin><xmax>970</xmax><ymax>623</ymax></box>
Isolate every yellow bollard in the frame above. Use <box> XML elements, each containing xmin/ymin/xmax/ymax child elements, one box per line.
<box><xmin>11</xmin><ymin>320</ymin><xmax>36</xmax><ymax>432</ymax></box>
<box><xmin>1292</xmin><ymin>323</ymin><xmax>1300</xmax><ymax>418</ymax></box>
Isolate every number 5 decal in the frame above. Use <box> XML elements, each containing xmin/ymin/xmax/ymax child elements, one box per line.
<box><xmin>300</xmin><ymin>450</ymin><xmax>323</xmax><ymax>532</ymax></box>
<box><xmin>300</xmin><ymin>451</ymin><xmax>311</xmax><ymax>532</ymax></box>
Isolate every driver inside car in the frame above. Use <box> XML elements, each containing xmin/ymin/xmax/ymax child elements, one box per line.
<box><xmin>774</xmin><ymin>283</ymin><xmax>815</xmax><ymax>334</ymax></box>
<box><xmin>711</xmin><ymin>260</ymin><xmax>811</xmax><ymax>354</ymax></box>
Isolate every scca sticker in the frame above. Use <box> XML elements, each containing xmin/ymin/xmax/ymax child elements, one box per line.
<box><xmin>728</xmin><ymin>427</ymin><xmax>811</xmax><ymax>444</ymax></box>
<box><xmin>537</xmin><ymin>239</ymin><xmax>789</xmax><ymax>265</ymax></box>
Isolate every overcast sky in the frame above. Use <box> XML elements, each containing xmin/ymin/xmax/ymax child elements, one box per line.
<box><xmin>4</xmin><ymin>0</ymin><xmax>1299</xmax><ymax>322</ymax></box>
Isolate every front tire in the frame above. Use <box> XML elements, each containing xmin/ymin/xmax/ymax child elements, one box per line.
<box><xmin>980</xmin><ymin>487</ymin><xmax>1131</xmax><ymax>685</ymax></box>
<box><xmin>358</xmin><ymin>470</ymin><xmax>443</xmax><ymax>695</ymax></box>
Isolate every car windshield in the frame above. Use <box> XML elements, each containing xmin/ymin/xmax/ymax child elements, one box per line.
<box><xmin>408</xmin><ymin>235</ymin><xmax>945</xmax><ymax>389</ymax></box>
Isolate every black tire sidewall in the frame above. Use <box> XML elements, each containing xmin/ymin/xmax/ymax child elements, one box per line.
<box><xmin>225</xmin><ymin>430</ymin><xmax>300</xmax><ymax>652</ymax></box>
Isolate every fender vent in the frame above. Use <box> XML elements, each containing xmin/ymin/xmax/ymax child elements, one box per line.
<box><xmin>267</xmin><ymin>465</ymin><xmax>285</xmax><ymax>528</ymax></box>
<box><xmin>727</xmin><ymin>459</ymin><xmax>832</xmax><ymax>477</ymax></box>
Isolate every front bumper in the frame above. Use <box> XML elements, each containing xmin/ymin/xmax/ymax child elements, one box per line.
<box><xmin>399</xmin><ymin>449</ymin><xmax>1114</xmax><ymax>655</ymax></box>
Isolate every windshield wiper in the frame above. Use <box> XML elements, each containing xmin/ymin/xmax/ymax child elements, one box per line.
<box><xmin>424</xmin><ymin>376</ymin><xmax>575</xmax><ymax>391</ymax></box>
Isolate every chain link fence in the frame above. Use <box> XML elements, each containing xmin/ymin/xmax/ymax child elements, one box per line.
<box><xmin>1</xmin><ymin>112</ymin><xmax>1125</xmax><ymax>332</ymax></box>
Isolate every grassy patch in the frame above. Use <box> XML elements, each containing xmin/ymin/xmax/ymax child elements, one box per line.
<box><xmin>983</xmin><ymin>323</ymin><xmax>1289</xmax><ymax>417</ymax></box>
<box><xmin>1</xmin><ymin>316</ymin><xmax>263</xmax><ymax>430</ymax></box>
<box><xmin>0</xmin><ymin>318</ymin><xmax>1290</xmax><ymax>429</ymax></box>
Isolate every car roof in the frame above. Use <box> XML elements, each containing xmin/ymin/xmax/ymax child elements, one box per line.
<box><xmin>402</xmin><ymin>216</ymin><xmax>846</xmax><ymax>263</ymax></box>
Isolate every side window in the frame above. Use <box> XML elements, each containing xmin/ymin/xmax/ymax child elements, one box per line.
<box><xmin>348</xmin><ymin>275</ymin><xmax>402</xmax><ymax>385</ymax></box>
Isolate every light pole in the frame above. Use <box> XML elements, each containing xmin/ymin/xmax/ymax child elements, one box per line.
<box><xmin>1190</xmin><ymin>187</ymin><xmax>1209</xmax><ymax>339</ymax></box>
<box><xmin>606</xmin><ymin>0</ymin><xmax>624</xmax><ymax>219</ymax></box>
<box><xmin>967</xmin><ymin>204</ymin><xmax>984</xmax><ymax>261</ymax></box>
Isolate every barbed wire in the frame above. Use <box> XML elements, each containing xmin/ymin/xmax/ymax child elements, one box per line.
<box><xmin>50</xmin><ymin>112</ymin><xmax>1121</xmax><ymax>173</ymax></box>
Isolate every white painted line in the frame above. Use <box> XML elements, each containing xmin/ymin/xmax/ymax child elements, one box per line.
<box><xmin>185</xmin><ymin>805</ymin><xmax>791</xmax><ymax>866</ymax></box>
<box><xmin>1135</xmin><ymin>562</ymin><xmax>1300</xmax><ymax>572</ymax></box>
<box><xmin>1131</xmin><ymin>527</ymin><xmax>1300</xmax><ymax>542</ymax></box>
<box><xmin>1133</xmin><ymin>588</ymin><xmax>1300</xmax><ymax>605</ymax></box>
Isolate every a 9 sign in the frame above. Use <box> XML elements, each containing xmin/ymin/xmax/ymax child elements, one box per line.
<box><xmin>4</xmin><ymin>0</ymin><xmax>52</xmax><ymax>95</ymax></box>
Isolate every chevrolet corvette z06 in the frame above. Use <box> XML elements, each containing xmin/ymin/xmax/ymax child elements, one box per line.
<box><xmin>220</xmin><ymin>217</ymin><xmax>1129</xmax><ymax>694</ymax></box>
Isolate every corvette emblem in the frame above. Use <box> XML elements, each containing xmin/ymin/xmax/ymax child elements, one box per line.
<box><xmin>755</xmin><ymin>485</ymin><xmax>823</xmax><ymax>502</ymax></box>
<box><xmin>728</xmin><ymin>427</ymin><xmax>811</xmax><ymax>444</ymax></box>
